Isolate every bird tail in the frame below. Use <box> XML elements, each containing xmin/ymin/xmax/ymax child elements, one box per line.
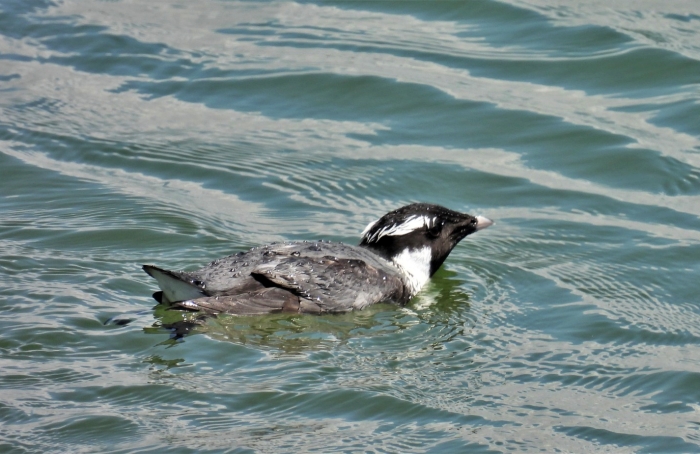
<box><xmin>142</xmin><ymin>265</ymin><xmax>204</xmax><ymax>303</ymax></box>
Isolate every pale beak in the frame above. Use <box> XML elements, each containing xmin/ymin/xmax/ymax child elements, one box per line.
<box><xmin>475</xmin><ymin>215</ymin><xmax>494</xmax><ymax>231</ymax></box>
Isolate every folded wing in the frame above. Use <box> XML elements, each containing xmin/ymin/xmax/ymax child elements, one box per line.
<box><xmin>168</xmin><ymin>255</ymin><xmax>406</xmax><ymax>315</ymax></box>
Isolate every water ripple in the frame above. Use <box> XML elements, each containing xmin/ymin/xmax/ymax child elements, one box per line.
<box><xmin>1</xmin><ymin>0</ymin><xmax>699</xmax><ymax>452</ymax></box>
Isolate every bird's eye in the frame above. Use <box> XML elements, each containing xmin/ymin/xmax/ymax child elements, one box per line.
<box><xmin>427</xmin><ymin>223</ymin><xmax>442</xmax><ymax>238</ymax></box>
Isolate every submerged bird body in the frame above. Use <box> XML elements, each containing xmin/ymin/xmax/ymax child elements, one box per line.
<box><xmin>143</xmin><ymin>203</ymin><xmax>492</xmax><ymax>315</ymax></box>
<box><xmin>145</xmin><ymin>242</ymin><xmax>409</xmax><ymax>315</ymax></box>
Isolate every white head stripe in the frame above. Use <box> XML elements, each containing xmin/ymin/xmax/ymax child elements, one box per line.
<box><xmin>361</xmin><ymin>219</ymin><xmax>378</xmax><ymax>237</ymax></box>
<box><xmin>363</xmin><ymin>215</ymin><xmax>435</xmax><ymax>243</ymax></box>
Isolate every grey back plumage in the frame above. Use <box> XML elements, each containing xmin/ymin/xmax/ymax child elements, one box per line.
<box><xmin>145</xmin><ymin>241</ymin><xmax>408</xmax><ymax>315</ymax></box>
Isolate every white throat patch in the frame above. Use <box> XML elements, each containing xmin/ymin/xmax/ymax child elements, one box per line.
<box><xmin>363</xmin><ymin>215</ymin><xmax>435</xmax><ymax>243</ymax></box>
<box><xmin>391</xmin><ymin>246</ymin><xmax>432</xmax><ymax>296</ymax></box>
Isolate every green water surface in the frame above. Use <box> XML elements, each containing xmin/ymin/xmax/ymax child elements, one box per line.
<box><xmin>1</xmin><ymin>0</ymin><xmax>700</xmax><ymax>452</ymax></box>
